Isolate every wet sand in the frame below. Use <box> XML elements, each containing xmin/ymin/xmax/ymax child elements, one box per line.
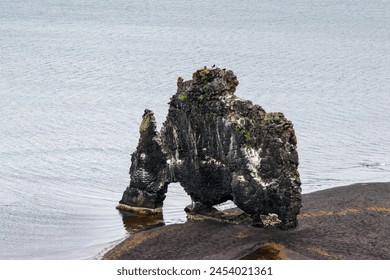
<box><xmin>103</xmin><ymin>183</ymin><xmax>390</xmax><ymax>260</ymax></box>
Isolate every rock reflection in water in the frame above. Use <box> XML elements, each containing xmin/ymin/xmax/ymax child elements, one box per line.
<box><xmin>118</xmin><ymin>211</ymin><xmax>165</xmax><ymax>233</ymax></box>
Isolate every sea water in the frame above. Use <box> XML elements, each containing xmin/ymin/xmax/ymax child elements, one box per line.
<box><xmin>1</xmin><ymin>0</ymin><xmax>389</xmax><ymax>259</ymax></box>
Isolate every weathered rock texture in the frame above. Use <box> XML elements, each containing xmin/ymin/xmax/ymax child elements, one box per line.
<box><xmin>119</xmin><ymin>67</ymin><xmax>302</xmax><ymax>229</ymax></box>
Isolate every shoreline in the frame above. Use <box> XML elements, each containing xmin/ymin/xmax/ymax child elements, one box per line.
<box><xmin>103</xmin><ymin>182</ymin><xmax>390</xmax><ymax>260</ymax></box>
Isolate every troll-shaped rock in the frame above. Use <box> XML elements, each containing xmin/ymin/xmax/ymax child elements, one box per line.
<box><xmin>118</xmin><ymin>67</ymin><xmax>302</xmax><ymax>229</ymax></box>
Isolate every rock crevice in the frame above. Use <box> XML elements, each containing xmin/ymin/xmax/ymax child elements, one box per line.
<box><xmin>119</xmin><ymin>67</ymin><xmax>302</xmax><ymax>229</ymax></box>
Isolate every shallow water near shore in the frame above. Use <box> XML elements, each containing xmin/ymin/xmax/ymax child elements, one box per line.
<box><xmin>1</xmin><ymin>0</ymin><xmax>390</xmax><ymax>259</ymax></box>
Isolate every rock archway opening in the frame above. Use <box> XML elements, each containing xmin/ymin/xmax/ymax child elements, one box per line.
<box><xmin>162</xmin><ymin>182</ymin><xmax>192</xmax><ymax>224</ymax></box>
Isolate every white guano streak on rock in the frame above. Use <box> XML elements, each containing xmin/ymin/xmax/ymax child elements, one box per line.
<box><xmin>171</xmin><ymin>126</ymin><xmax>180</xmax><ymax>160</ymax></box>
<box><xmin>215</xmin><ymin>118</ymin><xmax>224</xmax><ymax>154</ymax></box>
<box><xmin>166</xmin><ymin>126</ymin><xmax>183</xmax><ymax>181</ymax></box>
<box><xmin>243</xmin><ymin>147</ymin><xmax>267</xmax><ymax>189</ymax></box>
<box><xmin>228</xmin><ymin>131</ymin><xmax>238</xmax><ymax>160</ymax></box>
<box><xmin>187</xmin><ymin>120</ymin><xmax>200</xmax><ymax>171</ymax></box>
<box><xmin>187</xmin><ymin>120</ymin><xmax>197</xmax><ymax>158</ymax></box>
<box><xmin>166</xmin><ymin>159</ymin><xmax>175</xmax><ymax>182</ymax></box>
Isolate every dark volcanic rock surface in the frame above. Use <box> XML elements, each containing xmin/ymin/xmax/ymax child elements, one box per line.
<box><xmin>119</xmin><ymin>67</ymin><xmax>302</xmax><ymax>229</ymax></box>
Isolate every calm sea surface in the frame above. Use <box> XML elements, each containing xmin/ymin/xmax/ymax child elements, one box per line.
<box><xmin>1</xmin><ymin>0</ymin><xmax>389</xmax><ymax>259</ymax></box>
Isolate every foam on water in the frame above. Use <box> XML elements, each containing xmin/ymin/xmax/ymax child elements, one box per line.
<box><xmin>1</xmin><ymin>0</ymin><xmax>390</xmax><ymax>259</ymax></box>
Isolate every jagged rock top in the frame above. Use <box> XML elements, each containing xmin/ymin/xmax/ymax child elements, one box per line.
<box><xmin>177</xmin><ymin>67</ymin><xmax>239</xmax><ymax>95</ymax></box>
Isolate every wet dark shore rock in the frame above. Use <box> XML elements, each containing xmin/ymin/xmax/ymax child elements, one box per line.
<box><xmin>105</xmin><ymin>183</ymin><xmax>390</xmax><ymax>260</ymax></box>
<box><xmin>118</xmin><ymin>67</ymin><xmax>301</xmax><ymax>229</ymax></box>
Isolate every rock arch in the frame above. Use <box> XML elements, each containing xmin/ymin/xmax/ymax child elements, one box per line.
<box><xmin>118</xmin><ymin>68</ymin><xmax>302</xmax><ymax>229</ymax></box>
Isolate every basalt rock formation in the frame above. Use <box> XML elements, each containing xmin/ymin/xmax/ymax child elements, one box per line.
<box><xmin>118</xmin><ymin>67</ymin><xmax>302</xmax><ymax>229</ymax></box>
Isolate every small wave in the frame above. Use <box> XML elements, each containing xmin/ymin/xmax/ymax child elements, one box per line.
<box><xmin>359</xmin><ymin>162</ymin><xmax>390</xmax><ymax>168</ymax></box>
